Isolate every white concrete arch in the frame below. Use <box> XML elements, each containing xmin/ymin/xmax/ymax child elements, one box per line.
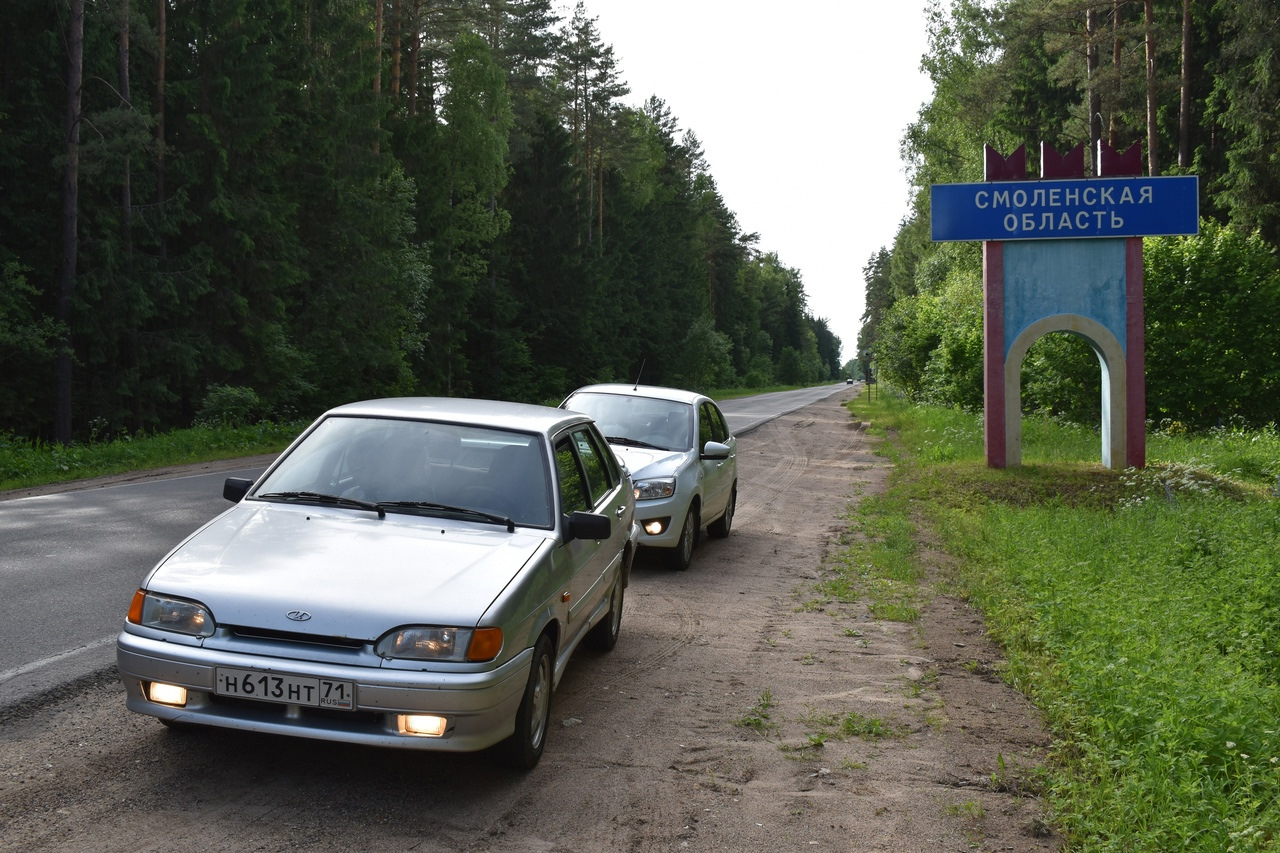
<box><xmin>1004</xmin><ymin>314</ymin><xmax>1127</xmax><ymax>468</ymax></box>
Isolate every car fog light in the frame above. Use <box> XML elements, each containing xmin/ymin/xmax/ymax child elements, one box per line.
<box><xmin>148</xmin><ymin>682</ymin><xmax>187</xmax><ymax>707</ymax></box>
<box><xmin>398</xmin><ymin>714</ymin><xmax>448</xmax><ymax>737</ymax></box>
<box><xmin>643</xmin><ymin>518</ymin><xmax>668</xmax><ymax>536</ymax></box>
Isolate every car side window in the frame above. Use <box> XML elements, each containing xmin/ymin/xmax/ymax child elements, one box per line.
<box><xmin>555</xmin><ymin>428</ymin><xmax>616</xmax><ymax>514</ymax></box>
<box><xmin>708</xmin><ymin>403</ymin><xmax>730</xmax><ymax>442</ymax></box>
<box><xmin>699</xmin><ymin>402</ymin><xmax>729</xmax><ymax>446</ymax></box>
<box><xmin>574</xmin><ymin>427</ymin><xmax>614</xmax><ymax>507</ymax></box>
<box><xmin>698</xmin><ymin>403</ymin><xmax>714</xmax><ymax>447</ymax></box>
<box><xmin>590</xmin><ymin>424</ymin><xmax>623</xmax><ymax>484</ymax></box>
<box><xmin>555</xmin><ymin>437</ymin><xmax>590</xmax><ymax>516</ymax></box>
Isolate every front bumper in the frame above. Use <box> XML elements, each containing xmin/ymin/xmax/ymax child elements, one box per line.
<box><xmin>633</xmin><ymin>493</ymin><xmax>694</xmax><ymax>549</ymax></box>
<box><xmin>116</xmin><ymin>630</ymin><xmax>531</xmax><ymax>752</ymax></box>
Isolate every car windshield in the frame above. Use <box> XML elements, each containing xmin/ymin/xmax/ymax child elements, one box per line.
<box><xmin>565</xmin><ymin>393</ymin><xmax>693</xmax><ymax>452</ymax></box>
<box><xmin>253</xmin><ymin>416</ymin><xmax>553</xmax><ymax>528</ymax></box>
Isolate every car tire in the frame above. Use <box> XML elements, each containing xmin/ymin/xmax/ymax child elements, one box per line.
<box><xmin>666</xmin><ymin>506</ymin><xmax>697</xmax><ymax>571</ymax></box>
<box><xmin>502</xmin><ymin>634</ymin><xmax>554</xmax><ymax>770</ymax></box>
<box><xmin>584</xmin><ymin>575</ymin><xmax>624</xmax><ymax>652</ymax></box>
<box><xmin>707</xmin><ymin>485</ymin><xmax>735</xmax><ymax>539</ymax></box>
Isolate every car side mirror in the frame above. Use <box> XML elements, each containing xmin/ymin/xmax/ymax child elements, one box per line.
<box><xmin>223</xmin><ymin>477</ymin><xmax>253</xmax><ymax>503</ymax></box>
<box><xmin>701</xmin><ymin>440</ymin><xmax>731</xmax><ymax>460</ymax></box>
<box><xmin>564</xmin><ymin>510</ymin><xmax>610</xmax><ymax>542</ymax></box>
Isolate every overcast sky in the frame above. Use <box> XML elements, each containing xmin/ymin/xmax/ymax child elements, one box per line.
<box><xmin>573</xmin><ymin>0</ymin><xmax>935</xmax><ymax>363</ymax></box>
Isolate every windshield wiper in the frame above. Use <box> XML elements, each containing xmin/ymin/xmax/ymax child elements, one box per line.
<box><xmin>376</xmin><ymin>501</ymin><xmax>515</xmax><ymax>532</ymax></box>
<box><xmin>257</xmin><ymin>491</ymin><xmax>386</xmax><ymax>518</ymax></box>
<box><xmin>606</xmin><ymin>435</ymin><xmax>665</xmax><ymax>450</ymax></box>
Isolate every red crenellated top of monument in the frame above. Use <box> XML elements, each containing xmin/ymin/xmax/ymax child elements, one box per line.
<box><xmin>984</xmin><ymin>141</ymin><xmax>1144</xmax><ymax>180</ymax></box>
<box><xmin>984</xmin><ymin>143</ymin><xmax>1027</xmax><ymax>181</ymax></box>
<box><xmin>1041</xmin><ymin>142</ymin><xmax>1085</xmax><ymax>178</ymax></box>
<box><xmin>1097</xmin><ymin>141</ymin><xmax>1142</xmax><ymax>176</ymax></box>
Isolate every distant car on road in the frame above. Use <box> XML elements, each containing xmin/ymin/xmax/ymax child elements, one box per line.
<box><xmin>116</xmin><ymin>397</ymin><xmax>637</xmax><ymax>769</ymax></box>
<box><xmin>561</xmin><ymin>384</ymin><xmax>737</xmax><ymax>571</ymax></box>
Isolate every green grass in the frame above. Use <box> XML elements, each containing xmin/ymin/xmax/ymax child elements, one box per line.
<box><xmin>838</xmin><ymin>711</ymin><xmax>903</xmax><ymax>740</ymax></box>
<box><xmin>1148</xmin><ymin>420</ymin><xmax>1280</xmax><ymax>492</ymax></box>
<box><xmin>733</xmin><ymin>688</ymin><xmax>778</xmax><ymax>734</ymax></box>
<box><xmin>842</xmin><ymin>388</ymin><xmax>1280</xmax><ymax>850</ymax></box>
<box><xmin>0</xmin><ymin>421</ymin><xmax>304</xmax><ymax>492</ymax></box>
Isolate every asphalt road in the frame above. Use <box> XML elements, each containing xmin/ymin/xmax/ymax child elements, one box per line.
<box><xmin>0</xmin><ymin>464</ymin><xmax>271</xmax><ymax>709</ymax></box>
<box><xmin>718</xmin><ymin>382</ymin><xmax>853</xmax><ymax>435</ymax></box>
<box><xmin>0</xmin><ymin>383</ymin><xmax>853</xmax><ymax>711</ymax></box>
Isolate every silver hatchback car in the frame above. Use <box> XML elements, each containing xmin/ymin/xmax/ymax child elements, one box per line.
<box><xmin>561</xmin><ymin>384</ymin><xmax>737</xmax><ymax>570</ymax></box>
<box><xmin>116</xmin><ymin>398</ymin><xmax>637</xmax><ymax>769</ymax></box>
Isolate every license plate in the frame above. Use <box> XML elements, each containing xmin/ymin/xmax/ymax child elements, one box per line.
<box><xmin>215</xmin><ymin>667</ymin><xmax>355</xmax><ymax>710</ymax></box>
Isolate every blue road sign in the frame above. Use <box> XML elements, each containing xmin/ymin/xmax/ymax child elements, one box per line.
<box><xmin>931</xmin><ymin>176</ymin><xmax>1199</xmax><ymax>242</ymax></box>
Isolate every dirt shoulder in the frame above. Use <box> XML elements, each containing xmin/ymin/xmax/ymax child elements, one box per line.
<box><xmin>0</xmin><ymin>393</ymin><xmax>1057</xmax><ymax>852</ymax></box>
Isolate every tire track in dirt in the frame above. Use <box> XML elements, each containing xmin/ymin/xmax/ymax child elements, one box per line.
<box><xmin>540</xmin><ymin>411</ymin><xmax>834</xmax><ymax>852</ymax></box>
<box><xmin>553</xmin><ymin>584</ymin><xmax>700</xmax><ymax>704</ymax></box>
<box><xmin>556</xmin><ymin>408</ymin><xmax>811</xmax><ymax>707</ymax></box>
<box><xmin>731</xmin><ymin>413</ymin><xmax>809</xmax><ymax>532</ymax></box>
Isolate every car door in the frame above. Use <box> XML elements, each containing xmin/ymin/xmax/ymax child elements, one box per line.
<box><xmin>697</xmin><ymin>401</ymin><xmax>736</xmax><ymax>521</ymax></box>
<box><xmin>553</xmin><ymin>425</ymin><xmax>629</xmax><ymax>648</ymax></box>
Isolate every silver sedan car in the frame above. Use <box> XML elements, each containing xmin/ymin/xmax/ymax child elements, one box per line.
<box><xmin>561</xmin><ymin>384</ymin><xmax>737</xmax><ymax>571</ymax></box>
<box><xmin>116</xmin><ymin>398</ymin><xmax>637</xmax><ymax>769</ymax></box>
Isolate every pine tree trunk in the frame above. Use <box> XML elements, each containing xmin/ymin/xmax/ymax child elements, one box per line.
<box><xmin>155</xmin><ymin>0</ymin><xmax>165</xmax><ymax>210</ymax></box>
<box><xmin>391</xmin><ymin>0</ymin><xmax>402</xmax><ymax>96</ymax></box>
<box><xmin>1178</xmin><ymin>0</ymin><xmax>1191</xmax><ymax>168</ymax></box>
<box><xmin>55</xmin><ymin>0</ymin><xmax>85</xmax><ymax>445</ymax></box>
<box><xmin>374</xmin><ymin>0</ymin><xmax>383</xmax><ymax>98</ymax></box>
<box><xmin>1145</xmin><ymin>0</ymin><xmax>1159</xmax><ymax>174</ymax></box>
<box><xmin>373</xmin><ymin>0</ymin><xmax>383</xmax><ymax>153</ymax></box>
<box><xmin>407</xmin><ymin>1</ymin><xmax>420</xmax><ymax>118</ymax></box>
<box><xmin>1086</xmin><ymin>8</ymin><xmax>1102</xmax><ymax>173</ymax></box>
<box><xmin>119</xmin><ymin>0</ymin><xmax>143</xmax><ymax>431</ymax></box>
<box><xmin>1108</xmin><ymin>0</ymin><xmax>1122</xmax><ymax>147</ymax></box>
<box><xmin>119</xmin><ymin>0</ymin><xmax>132</xmax><ymax>236</ymax></box>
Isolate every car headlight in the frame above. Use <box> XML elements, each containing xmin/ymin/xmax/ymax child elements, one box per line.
<box><xmin>127</xmin><ymin>589</ymin><xmax>215</xmax><ymax>637</ymax></box>
<box><xmin>376</xmin><ymin>626</ymin><xmax>504</xmax><ymax>662</ymax></box>
<box><xmin>634</xmin><ymin>477</ymin><xmax>676</xmax><ymax>501</ymax></box>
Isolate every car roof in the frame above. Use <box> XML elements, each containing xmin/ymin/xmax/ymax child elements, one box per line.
<box><xmin>565</xmin><ymin>384</ymin><xmax>707</xmax><ymax>406</ymax></box>
<box><xmin>324</xmin><ymin>397</ymin><xmax>591</xmax><ymax>435</ymax></box>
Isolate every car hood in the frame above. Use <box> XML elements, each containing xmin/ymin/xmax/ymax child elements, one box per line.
<box><xmin>146</xmin><ymin>503</ymin><xmax>549</xmax><ymax>640</ymax></box>
<box><xmin>609</xmin><ymin>445</ymin><xmax>689</xmax><ymax>479</ymax></box>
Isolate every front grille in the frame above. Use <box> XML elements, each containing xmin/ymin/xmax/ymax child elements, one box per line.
<box><xmin>225</xmin><ymin>624</ymin><xmax>369</xmax><ymax>650</ymax></box>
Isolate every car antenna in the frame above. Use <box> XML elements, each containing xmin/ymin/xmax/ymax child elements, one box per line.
<box><xmin>633</xmin><ymin>359</ymin><xmax>645</xmax><ymax>391</ymax></box>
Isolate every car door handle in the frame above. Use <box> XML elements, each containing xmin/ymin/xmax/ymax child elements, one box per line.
<box><xmin>615</xmin><ymin>506</ymin><xmax>626</xmax><ymax>518</ymax></box>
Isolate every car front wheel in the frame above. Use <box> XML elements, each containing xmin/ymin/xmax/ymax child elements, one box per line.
<box><xmin>707</xmin><ymin>485</ymin><xmax>735</xmax><ymax>539</ymax></box>
<box><xmin>502</xmin><ymin>634</ymin><xmax>554</xmax><ymax>770</ymax></box>
<box><xmin>666</xmin><ymin>506</ymin><xmax>697</xmax><ymax>571</ymax></box>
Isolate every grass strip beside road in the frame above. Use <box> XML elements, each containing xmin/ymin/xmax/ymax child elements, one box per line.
<box><xmin>839</xmin><ymin>388</ymin><xmax>1280</xmax><ymax>850</ymax></box>
<box><xmin>0</xmin><ymin>422</ymin><xmax>304</xmax><ymax>492</ymax></box>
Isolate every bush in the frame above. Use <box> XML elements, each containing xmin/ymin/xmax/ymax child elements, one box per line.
<box><xmin>1145</xmin><ymin>222</ymin><xmax>1280</xmax><ymax>428</ymax></box>
<box><xmin>196</xmin><ymin>385</ymin><xmax>263</xmax><ymax>428</ymax></box>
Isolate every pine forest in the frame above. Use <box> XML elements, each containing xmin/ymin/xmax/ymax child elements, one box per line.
<box><xmin>0</xmin><ymin>0</ymin><xmax>843</xmax><ymax>443</ymax></box>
